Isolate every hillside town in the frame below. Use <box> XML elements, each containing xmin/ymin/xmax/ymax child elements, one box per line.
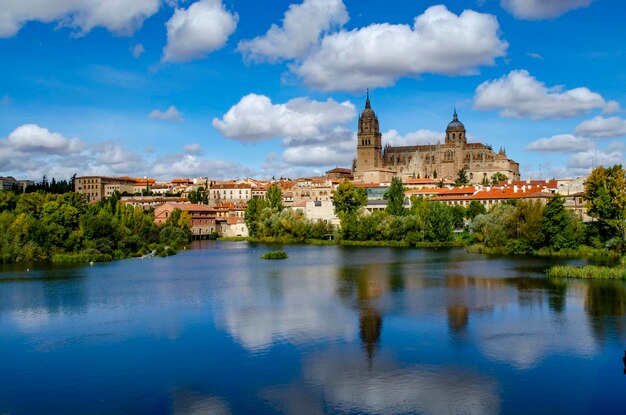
<box><xmin>62</xmin><ymin>169</ymin><xmax>589</xmax><ymax>239</ymax></box>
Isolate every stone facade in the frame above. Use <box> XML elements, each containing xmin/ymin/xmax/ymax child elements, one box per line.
<box><xmin>354</xmin><ymin>97</ymin><xmax>520</xmax><ymax>184</ymax></box>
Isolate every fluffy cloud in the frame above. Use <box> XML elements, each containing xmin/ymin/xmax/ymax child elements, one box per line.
<box><xmin>282</xmin><ymin>127</ymin><xmax>355</xmax><ymax>167</ymax></box>
<box><xmin>566</xmin><ymin>142</ymin><xmax>625</xmax><ymax>170</ymax></box>
<box><xmin>238</xmin><ymin>0</ymin><xmax>348</xmax><ymax>62</ymax></box>
<box><xmin>501</xmin><ymin>0</ymin><xmax>592</xmax><ymax>20</ymax></box>
<box><xmin>294</xmin><ymin>5</ymin><xmax>508</xmax><ymax>91</ymax></box>
<box><xmin>6</xmin><ymin>124</ymin><xmax>86</xmax><ymax>154</ymax></box>
<box><xmin>0</xmin><ymin>124</ymin><xmax>253</xmax><ymax>181</ymax></box>
<box><xmin>148</xmin><ymin>105</ymin><xmax>183</xmax><ymax>122</ymax></box>
<box><xmin>474</xmin><ymin>70</ymin><xmax>610</xmax><ymax>119</ymax></box>
<box><xmin>526</xmin><ymin>134</ymin><xmax>592</xmax><ymax>152</ymax></box>
<box><xmin>163</xmin><ymin>0</ymin><xmax>238</xmax><ymax>62</ymax></box>
<box><xmin>213</xmin><ymin>94</ymin><xmax>356</xmax><ymax>141</ymax></box>
<box><xmin>575</xmin><ymin>116</ymin><xmax>626</xmax><ymax>138</ymax></box>
<box><xmin>0</xmin><ymin>0</ymin><xmax>162</xmax><ymax>37</ymax></box>
<box><xmin>151</xmin><ymin>153</ymin><xmax>255</xmax><ymax>179</ymax></box>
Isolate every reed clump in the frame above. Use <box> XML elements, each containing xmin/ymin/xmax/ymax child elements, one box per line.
<box><xmin>261</xmin><ymin>250</ymin><xmax>288</xmax><ymax>260</ymax></box>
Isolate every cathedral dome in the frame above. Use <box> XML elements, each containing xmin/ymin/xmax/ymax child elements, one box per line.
<box><xmin>446</xmin><ymin>109</ymin><xmax>465</xmax><ymax>131</ymax></box>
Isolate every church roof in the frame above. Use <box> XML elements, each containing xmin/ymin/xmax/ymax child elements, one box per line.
<box><xmin>446</xmin><ymin>109</ymin><xmax>465</xmax><ymax>131</ymax></box>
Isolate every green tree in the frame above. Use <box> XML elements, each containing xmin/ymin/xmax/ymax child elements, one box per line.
<box><xmin>466</xmin><ymin>200</ymin><xmax>486</xmax><ymax>220</ymax></box>
<box><xmin>266</xmin><ymin>184</ymin><xmax>283</xmax><ymax>211</ymax></box>
<box><xmin>542</xmin><ymin>196</ymin><xmax>581</xmax><ymax>250</ymax></box>
<box><xmin>245</xmin><ymin>198</ymin><xmax>267</xmax><ymax>237</ymax></box>
<box><xmin>333</xmin><ymin>181</ymin><xmax>367</xmax><ymax>239</ymax></box>
<box><xmin>427</xmin><ymin>202</ymin><xmax>454</xmax><ymax>242</ymax></box>
<box><xmin>584</xmin><ymin>164</ymin><xmax>626</xmax><ymax>243</ymax></box>
<box><xmin>450</xmin><ymin>205</ymin><xmax>466</xmax><ymax>229</ymax></box>
<box><xmin>333</xmin><ymin>181</ymin><xmax>367</xmax><ymax>218</ymax></box>
<box><xmin>188</xmin><ymin>187</ymin><xmax>208</xmax><ymax>204</ymax></box>
<box><xmin>491</xmin><ymin>172</ymin><xmax>508</xmax><ymax>185</ymax></box>
<box><xmin>0</xmin><ymin>191</ymin><xmax>17</xmax><ymax>212</ymax></box>
<box><xmin>384</xmin><ymin>177</ymin><xmax>406</xmax><ymax>216</ymax></box>
<box><xmin>455</xmin><ymin>169</ymin><xmax>469</xmax><ymax>186</ymax></box>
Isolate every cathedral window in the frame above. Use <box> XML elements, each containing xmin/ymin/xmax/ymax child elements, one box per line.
<box><xmin>452</xmin><ymin>133</ymin><xmax>456</xmax><ymax>140</ymax></box>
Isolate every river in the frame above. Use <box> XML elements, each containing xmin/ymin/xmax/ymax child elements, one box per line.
<box><xmin>1</xmin><ymin>242</ymin><xmax>625</xmax><ymax>414</ymax></box>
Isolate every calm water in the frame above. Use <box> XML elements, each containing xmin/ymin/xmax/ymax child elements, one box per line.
<box><xmin>1</xmin><ymin>242</ymin><xmax>625</xmax><ymax>414</ymax></box>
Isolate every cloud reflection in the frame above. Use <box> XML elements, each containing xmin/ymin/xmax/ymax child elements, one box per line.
<box><xmin>214</xmin><ymin>265</ymin><xmax>357</xmax><ymax>352</ymax></box>
<box><xmin>264</xmin><ymin>350</ymin><xmax>500</xmax><ymax>415</ymax></box>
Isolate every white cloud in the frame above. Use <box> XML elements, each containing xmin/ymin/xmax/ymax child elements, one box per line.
<box><xmin>238</xmin><ymin>0</ymin><xmax>348</xmax><ymax>62</ymax></box>
<box><xmin>526</xmin><ymin>134</ymin><xmax>592</xmax><ymax>152</ymax></box>
<box><xmin>294</xmin><ymin>5</ymin><xmax>508</xmax><ymax>91</ymax></box>
<box><xmin>566</xmin><ymin>142</ymin><xmax>625</xmax><ymax>170</ymax></box>
<box><xmin>183</xmin><ymin>143</ymin><xmax>203</xmax><ymax>156</ymax></box>
<box><xmin>162</xmin><ymin>0</ymin><xmax>238</xmax><ymax>62</ymax></box>
<box><xmin>602</xmin><ymin>100</ymin><xmax>620</xmax><ymax>114</ymax></box>
<box><xmin>282</xmin><ymin>127</ymin><xmax>355</xmax><ymax>167</ymax></box>
<box><xmin>5</xmin><ymin>124</ymin><xmax>86</xmax><ymax>155</ymax></box>
<box><xmin>151</xmin><ymin>153</ymin><xmax>255</xmax><ymax>179</ymax></box>
<box><xmin>131</xmin><ymin>43</ymin><xmax>145</xmax><ymax>58</ymax></box>
<box><xmin>213</xmin><ymin>94</ymin><xmax>356</xmax><ymax>141</ymax></box>
<box><xmin>474</xmin><ymin>70</ymin><xmax>609</xmax><ymax>119</ymax></box>
<box><xmin>575</xmin><ymin>116</ymin><xmax>626</xmax><ymax>138</ymax></box>
<box><xmin>0</xmin><ymin>125</ymin><xmax>254</xmax><ymax>181</ymax></box>
<box><xmin>526</xmin><ymin>52</ymin><xmax>543</xmax><ymax>59</ymax></box>
<box><xmin>501</xmin><ymin>0</ymin><xmax>592</xmax><ymax>20</ymax></box>
<box><xmin>148</xmin><ymin>105</ymin><xmax>183</xmax><ymax>122</ymax></box>
<box><xmin>383</xmin><ymin>129</ymin><xmax>443</xmax><ymax>147</ymax></box>
<box><xmin>0</xmin><ymin>0</ymin><xmax>162</xmax><ymax>38</ymax></box>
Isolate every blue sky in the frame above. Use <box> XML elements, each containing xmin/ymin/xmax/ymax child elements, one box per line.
<box><xmin>0</xmin><ymin>0</ymin><xmax>624</xmax><ymax>181</ymax></box>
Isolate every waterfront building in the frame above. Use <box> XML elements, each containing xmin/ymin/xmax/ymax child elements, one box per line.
<box><xmin>154</xmin><ymin>202</ymin><xmax>217</xmax><ymax>238</ymax></box>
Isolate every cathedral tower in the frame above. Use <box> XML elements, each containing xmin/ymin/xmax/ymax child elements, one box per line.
<box><xmin>445</xmin><ymin>109</ymin><xmax>466</xmax><ymax>145</ymax></box>
<box><xmin>355</xmin><ymin>91</ymin><xmax>382</xmax><ymax>180</ymax></box>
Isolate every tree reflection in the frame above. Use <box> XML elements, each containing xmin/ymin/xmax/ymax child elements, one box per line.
<box><xmin>585</xmin><ymin>281</ymin><xmax>626</xmax><ymax>343</ymax></box>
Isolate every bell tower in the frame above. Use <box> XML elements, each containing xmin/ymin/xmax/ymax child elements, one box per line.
<box><xmin>355</xmin><ymin>90</ymin><xmax>382</xmax><ymax>180</ymax></box>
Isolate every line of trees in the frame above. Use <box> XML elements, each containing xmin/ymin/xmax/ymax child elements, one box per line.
<box><xmin>245</xmin><ymin>184</ymin><xmax>334</xmax><ymax>242</ymax></box>
<box><xmin>0</xmin><ymin>189</ymin><xmax>192</xmax><ymax>263</ymax></box>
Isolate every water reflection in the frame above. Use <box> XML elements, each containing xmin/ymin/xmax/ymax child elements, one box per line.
<box><xmin>585</xmin><ymin>281</ymin><xmax>626</xmax><ymax>343</ymax></box>
<box><xmin>171</xmin><ymin>391</ymin><xmax>230</xmax><ymax>415</ymax></box>
<box><xmin>263</xmin><ymin>350</ymin><xmax>500</xmax><ymax>415</ymax></box>
<box><xmin>2</xmin><ymin>244</ymin><xmax>626</xmax><ymax>414</ymax></box>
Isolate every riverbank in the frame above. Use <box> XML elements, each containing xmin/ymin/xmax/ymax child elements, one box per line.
<box><xmin>218</xmin><ymin>236</ymin><xmax>469</xmax><ymax>249</ymax></box>
<box><xmin>221</xmin><ymin>236</ymin><xmax>621</xmax><ymax>257</ymax></box>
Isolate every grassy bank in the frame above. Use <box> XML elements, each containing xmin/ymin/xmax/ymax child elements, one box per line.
<box><xmin>467</xmin><ymin>243</ymin><xmax>619</xmax><ymax>258</ymax></box>
<box><xmin>547</xmin><ymin>258</ymin><xmax>625</xmax><ymax>280</ymax></box>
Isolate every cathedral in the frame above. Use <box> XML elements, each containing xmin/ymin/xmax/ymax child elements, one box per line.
<box><xmin>354</xmin><ymin>94</ymin><xmax>520</xmax><ymax>184</ymax></box>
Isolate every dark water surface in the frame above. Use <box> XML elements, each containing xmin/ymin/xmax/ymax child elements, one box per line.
<box><xmin>1</xmin><ymin>242</ymin><xmax>625</xmax><ymax>414</ymax></box>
